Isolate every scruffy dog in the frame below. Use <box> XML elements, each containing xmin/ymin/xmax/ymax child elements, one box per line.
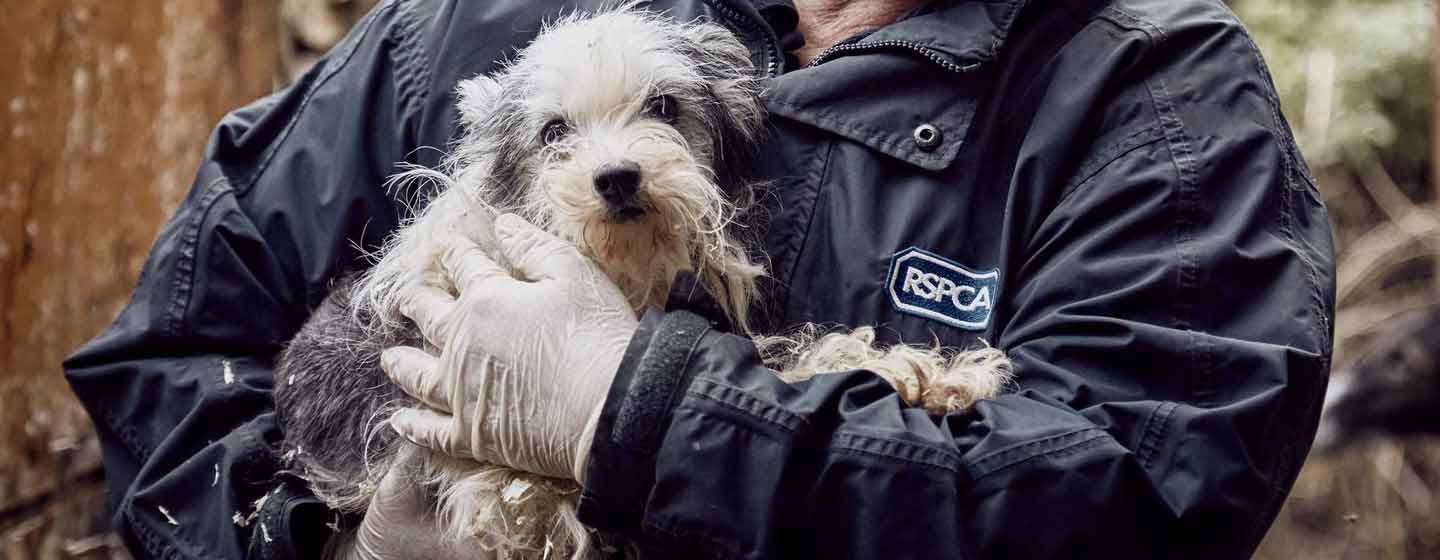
<box><xmin>275</xmin><ymin>8</ymin><xmax>1012</xmax><ymax>559</ymax></box>
<box><xmin>1314</xmin><ymin>304</ymin><xmax>1440</xmax><ymax>451</ymax></box>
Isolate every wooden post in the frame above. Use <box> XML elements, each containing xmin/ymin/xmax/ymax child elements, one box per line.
<box><xmin>0</xmin><ymin>1</ymin><xmax>278</xmax><ymax>556</ymax></box>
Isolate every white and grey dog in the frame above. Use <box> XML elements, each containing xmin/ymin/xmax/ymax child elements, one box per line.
<box><xmin>275</xmin><ymin>7</ymin><xmax>1012</xmax><ymax>559</ymax></box>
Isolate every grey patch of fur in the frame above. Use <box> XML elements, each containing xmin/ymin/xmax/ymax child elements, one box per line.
<box><xmin>274</xmin><ymin>278</ymin><xmax>419</xmax><ymax>515</ymax></box>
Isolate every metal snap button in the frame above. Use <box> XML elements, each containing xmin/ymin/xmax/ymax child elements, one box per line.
<box><xmin>913</xmin><ymin>123</ymin><xmax>942</xmax><ymax>151</ymax></box>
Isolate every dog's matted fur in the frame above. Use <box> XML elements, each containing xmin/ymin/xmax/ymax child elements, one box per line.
<box><xmin>275</xmin><ymin>7</ymin><xmax>1012</xmax><ymax>558</ymax></box>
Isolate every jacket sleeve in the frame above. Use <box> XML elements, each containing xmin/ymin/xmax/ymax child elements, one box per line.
<box><xmin>62</xmin><ymin>2</ymin><xmax>434</xmax><ymax>558</ymax></box>
<box><xmin>577</xmin><ymin>33</ymin><xmax>1337</xmax><ymax>560</ymax></box>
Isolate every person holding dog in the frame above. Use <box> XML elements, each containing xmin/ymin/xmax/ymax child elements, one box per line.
<box><xmin>65</xmin><ymin>0</ymin><xmax>1336</xmax><ymax>558</ymax></box>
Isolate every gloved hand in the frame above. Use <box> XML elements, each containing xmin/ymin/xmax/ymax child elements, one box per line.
<box><xmin>381</xmin><ymin>213</ymin><xmax>637</xmax><ymax>482</ymax></box>
<box><xmin>337</xmin><ymin>453</ymin><xmax>485</xmax><ymax>560</ymax></box>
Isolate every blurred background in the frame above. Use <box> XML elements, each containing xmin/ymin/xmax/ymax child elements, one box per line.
<box><xmin>0</xmin><ymin>0</ymin><xmax>1435</xmax><ymax>558</ymax></box>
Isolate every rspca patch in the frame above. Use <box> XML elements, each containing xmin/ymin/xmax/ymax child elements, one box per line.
<box><xmin>886</xmin><ymin>247</ymin><xmax>998</xmax><ymax>331</ymax></box>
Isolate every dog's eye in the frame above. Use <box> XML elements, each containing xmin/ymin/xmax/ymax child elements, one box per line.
<box><xmin>643</xmin><ymin>94</ymin><xmax>678</xmax><ymax>123</ymax></box>
<box><xmin>541</xmin><ymin>118</ymin><xmax>572</xmax><ymax>145</ymax></box>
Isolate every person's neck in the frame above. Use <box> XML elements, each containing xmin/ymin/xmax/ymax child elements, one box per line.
<box><xmin>792</xmin><ymin>0</ymin><xmax>928</xmax><ymax>66</ymax></box>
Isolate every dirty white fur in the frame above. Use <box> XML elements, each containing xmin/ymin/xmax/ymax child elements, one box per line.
<box><xmin>331</xmin><ymin>7</ymin><xmax>1012</xmax><ymax>559</ymax></box>
<box><xmin>759</xmin><ymin>326</ymin><xmax>1013</xmax><ymax>413</ymax></box>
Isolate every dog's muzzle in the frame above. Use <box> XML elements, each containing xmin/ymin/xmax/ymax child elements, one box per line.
<box><xmin>594</xmin><ymin>161</ymin><xmax>645</xmax><ymax>222</ymax></box>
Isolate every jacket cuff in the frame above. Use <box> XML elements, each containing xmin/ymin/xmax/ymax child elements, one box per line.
<box><xmin>577</xmin><ymin>307</ymin><xmax>712</xmax><ymax>536</ymax></box>
<box><xmin>246</xmin><ymin>477</ymin><xmax>335</xmax><ymax>560</ymax></box>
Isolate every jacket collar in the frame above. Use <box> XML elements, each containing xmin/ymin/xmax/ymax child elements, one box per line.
<box><xmin>865</xmin><ymin>0</ymin><xmax>1028</xmax><ymax>68</ymax></box>
<box><xmin>758</xmin><ymin>0</ymin><xmax>1029</xmax><ymax>171</ymax></box>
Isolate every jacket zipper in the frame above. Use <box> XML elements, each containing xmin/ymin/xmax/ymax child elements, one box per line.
<box><xmin>807</xmin><ymin>40</ymin><xmax>981</xmax><ymax>74</ymax></box>
<box><xmin>706</xmin><ymin>0</ymin><xmax>782</xmax><ymax>77</ymax></box>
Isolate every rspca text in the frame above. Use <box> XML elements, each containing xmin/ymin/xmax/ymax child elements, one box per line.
<box><xmin>886</xmin><ymin>247</ymin><xmax>999</xmax><ymax>331</ymax></box>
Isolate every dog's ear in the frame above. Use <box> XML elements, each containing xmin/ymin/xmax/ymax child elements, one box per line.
<box><xmin>675</xmin><ymin>22</ymin><xmax>761</xmax><ymax>123</ymax></box>
<box><xmin>675</xmin><ymin>22</ymin><xmax>765</xmax><ymax>190</ymax></box>
<box><xmin>455</xmin><ymin>75</ymin><xmax>502</xmax><ymax>131</ymax></box>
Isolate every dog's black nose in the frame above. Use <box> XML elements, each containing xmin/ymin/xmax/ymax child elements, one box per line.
<box><xmin>594</xmin><ymin>161</ymin><xmax>642</xmax><ymax>207</ymax></box>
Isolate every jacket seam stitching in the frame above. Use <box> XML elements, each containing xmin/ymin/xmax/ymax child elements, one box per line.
<box><xmin>968</xmin><ymin>429</ymin><xmax>1111</xmax><ymax>480</ymax></box>
<box><xmin>123</xmin><ymin>502</ymin><xmax>170</xmax><ymax>559</ymax></box>
<box><xmin>1232</xmin><ymin>20</ymin><xmax>1302</xmax><ymax>193</ymax></box>
<box><xmin>776</xmin><ymin>139</ymin><xmax>836</xmax><ymax>324</ymax></box>
<box><xmin>1236</xmin><ymin>27</ymin><xmax>1332</xmax><ymax>364</ymax></box>
<box><xmin>1057</xmin><ymin>125</ymin><xmax>1166</xmax><ymax>206</ymax></box>
<box><xmin>1264</xmin><ymin>157</ymin><xmax>1311</xmax><ymax>490</ymax></box>
<box><xmin>1233</xmin><ymin>7</ymin><xmax>1334</xmax><ymax>374</ymax></box>
<box><xmin>829</xmin><ymin>432</ymin><xmax>962</xmax><ymax>473</ymax></box>
<box><xmin>1097</xmin><ymin>6</ymin><xmax>1169</xmax><ymax>46</ymax></box>
<box><xmin>390</xmin><ymin>0</ymin><xmax>432</xmax><ymax>124</ymax></box>
<box><xmin>990</xmin><ymin>0</ymin><xmax>1026</xmax><ymax>53</ymax></box>
<box><xmin>235</xmin><ymin>0</ymin><xmax>401</xmax><ymax>195</ymax></box>
<box><xmin>101</xmin><ymin>406</ymin><xmax>152</xmax><ymax>467</ymax></box>
<box><xmin>963</xmin><ymin>427</ymin><xmax>1101</xmax><ymax>476</ymax></box>
<box><xmin>687</xmin><ymin>378</ymin><xmax>809</xmax><ymax>433</ymax></box>
<box><xmin>1137</xmin><ymin>401</ymin><xmax>1178</xmax><ymax>470</ymax></box>
<box><xmin>702</xmin><ymin>0</ymin><xmax>779</xmax><ymax>79</ymax></box>
<box><xmin>1145</xmin><ymin>76</ymin><xmax>1215</xmax><ymax>406</ymax></box>
<box><xmin>828</xmin><ymin>446</ymin><xmax>957</xmax><ymax>474</ymax></box>
<box><xmin>166</xmin><ymin>178</ymin><xmax>234</xmax><ymax>339</ymax></box>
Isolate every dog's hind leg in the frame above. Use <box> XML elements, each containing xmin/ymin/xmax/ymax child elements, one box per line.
<box><xmin>273</xmin><ymin>278</ymin><xmax>418</xmax><ymax>515</ymax></box>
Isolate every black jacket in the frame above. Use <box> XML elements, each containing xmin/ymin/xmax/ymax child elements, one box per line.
<box><xmin>64</xmin><ymin>0</ymin><xmax>1336</xmax><ymax>558</ymax></box>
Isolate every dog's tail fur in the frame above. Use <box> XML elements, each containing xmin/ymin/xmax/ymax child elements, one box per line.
<box><xmin>757</xmin><ymin>325</ymin><xmax>1014</xmax><ymax>414</ymax></box>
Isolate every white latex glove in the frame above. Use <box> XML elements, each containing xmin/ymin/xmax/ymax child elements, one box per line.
<box><xmin>337</xmin><ymin>453</ymin><xmax>487</xmax><ymax>560</ymax></box>
<box><xmin>381</xmin><ymin>213</ymin><xmax>637</xmax><ymax>482</ymax></box>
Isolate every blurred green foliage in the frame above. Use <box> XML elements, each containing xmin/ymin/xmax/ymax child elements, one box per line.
<box><xmin>1233</xmin><ymin>4</ymin><xmax>1440</xmax><ymax>559</ymax></box>
<box><xmin>1230</xmin><ymin>0</ymin><xmax>1432</xmax><ymax>191</ymax></box>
